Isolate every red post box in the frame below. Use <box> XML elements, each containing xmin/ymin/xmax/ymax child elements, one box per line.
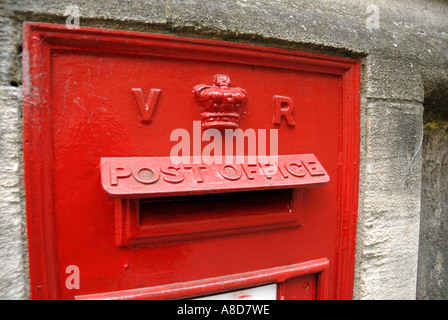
<box><xmin>23</xmin><ymin>22</ymin><xmax>360</xmax><ymax>300</ymax></box>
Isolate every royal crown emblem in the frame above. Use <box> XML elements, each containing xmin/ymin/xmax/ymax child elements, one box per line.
<box><xmin>193</xmin><ymin>74</ymin><xmax>247</xmax><ymax>130</ymax></box>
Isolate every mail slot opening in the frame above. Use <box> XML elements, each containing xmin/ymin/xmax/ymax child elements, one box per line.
<box><xmin>115</xmin><ymin>188</ymin><xmax>303</xmax><ymax>247</ymax></box>
<box><xmin>140</xmin><ymin>188</ymin><xmax>293</xmax><ymax>225</ymax></box>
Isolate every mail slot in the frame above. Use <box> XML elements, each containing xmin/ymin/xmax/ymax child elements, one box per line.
<box><xmin>22</xmin><ymin>22</ymin><xmax>360</xmax><ymax>300</ymax></box>
<box><xmin>102</xmin><ymin>154</ymin><xmax>328</xmax><ymax>246</ymax></box>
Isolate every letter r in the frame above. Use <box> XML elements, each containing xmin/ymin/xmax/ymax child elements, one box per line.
<box><xmin>273</xmin><ymin>95</ymin><xmax>295</xmax><ymax>126</ymax></box>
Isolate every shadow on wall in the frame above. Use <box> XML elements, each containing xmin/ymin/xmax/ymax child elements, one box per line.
<box><xmin>417</xmin><ymin>80</ymin><xmax>448</xmax><ymax>300</ymax></box>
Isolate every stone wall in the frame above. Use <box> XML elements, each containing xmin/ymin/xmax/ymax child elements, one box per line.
<box><xmin>0</xmin><ymin>0</ymin><xmax>447</xmax><ymax>299</ymax></box>
<box><xmin>417</xmin><ymin>87</ymin><xmax>448</xmax><ymax>299</ymax></box>
<box><xmin>0</xmin><ymin>86</ymin><xmax>28</xmax><ymax>299</ymax></box>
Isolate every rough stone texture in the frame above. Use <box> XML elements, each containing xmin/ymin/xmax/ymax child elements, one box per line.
<box><xmin>0</xmin><ymin>0</ymin><xmax>447</xmax><ymax>299</ymax></box>
<box><xmin>0</xmin><ymin>86</ymin><xmax>28</xmax><ymax>299</ymax></box>
<box><xmin>417</xmin><ymin>122</ymin><xmax>448</xmax><ymax>299</ymax></box>
<box><xmin>365</xmin><ymin>56</ymin><xmax>424</xmax><ymax>103</ymax></box>
<box><xmin>355</xmin><ymin>100</ymin><xmax>423</xmax><ymax>299</ymax></box>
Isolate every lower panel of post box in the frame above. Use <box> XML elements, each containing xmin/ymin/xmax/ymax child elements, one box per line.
<box><xmin>75</xmin><ymin>258</ymin><xmax>329</xmax><ymax>300</ymax></box>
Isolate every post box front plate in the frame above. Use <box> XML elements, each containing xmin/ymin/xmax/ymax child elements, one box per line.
<box><xmin>23</xmin><ymin>22</ymin><xmax>360</xmax><ymax>300</ymax></box>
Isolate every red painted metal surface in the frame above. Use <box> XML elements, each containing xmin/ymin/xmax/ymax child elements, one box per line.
<box><xmin>22</xmin><ymin>22</ymin><xmax>360</xmax><ymax>300</ymax></box>
<box><xmin>101</xmin><ymin>154</ymin><xmax>329</xmax><ymax>198</ymax></box>
<box><xmin>74</xmin><ymin>258</ymin><xmax>329</xmax><ymax>300</ymax></box>
<box><xmin>193</xmin><ymin>74</ymin><xmax>247</xmax><ymax>129</ymax></box>
<box><xmin>114</xmin><ymin>189</ymin><xmax>305</xmax><ymax>247</ymax></box>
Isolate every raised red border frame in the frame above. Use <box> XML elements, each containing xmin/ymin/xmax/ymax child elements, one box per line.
<box><xmin>22</xmin><ymin>22</ymin><xmax>360</xmax><ymax>300</ymax></box>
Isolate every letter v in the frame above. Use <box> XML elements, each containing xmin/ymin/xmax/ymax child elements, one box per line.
<box><xmin>132</xmin><ymin>88</ymin><xmax>161</xmax><ymax>122</ymax></box>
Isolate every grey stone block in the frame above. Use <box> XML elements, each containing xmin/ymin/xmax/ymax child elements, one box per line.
<box><xmin>366</xmin><ymin>56</ymin><xmax>424</xmax><ymax>103</ymax></box>
<box><xmin>0</xmin><ymin>86</ymin><xmax>28</xmax><ymax>300</ymax></box>
<box><xmin>355</xmin><ymin>99</ymin><xmax>423</xmax><ymax>299</ymax></box>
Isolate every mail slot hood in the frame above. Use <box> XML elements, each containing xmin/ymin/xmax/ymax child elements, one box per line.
<box><xmin>100</xmin><ymin>154</ymin><xmax>329</xmax><ymax>199</ymax></box>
